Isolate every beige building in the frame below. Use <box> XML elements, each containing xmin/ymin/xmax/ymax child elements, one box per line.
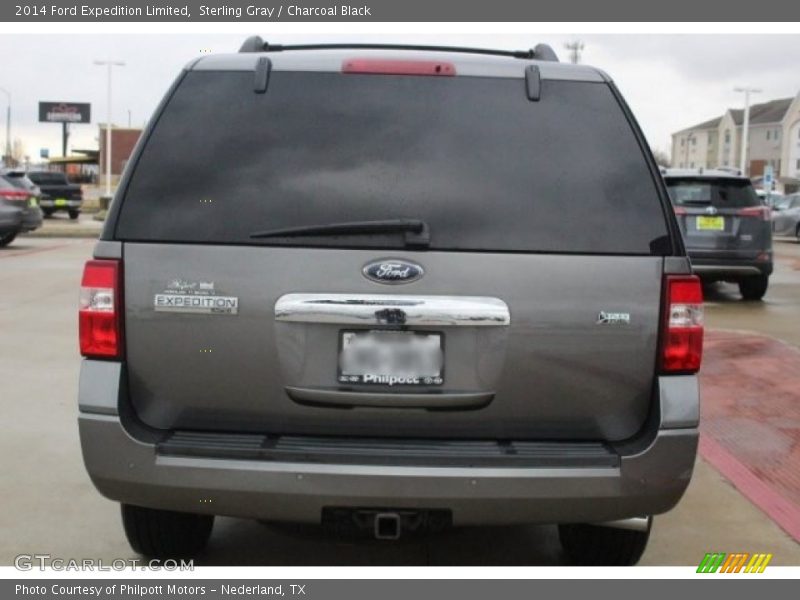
<box><xmin>671</xmin><ymin>92</ymin><xmax>800</xmax><ymax>193</ymax></box>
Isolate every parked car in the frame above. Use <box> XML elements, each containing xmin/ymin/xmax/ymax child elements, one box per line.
<box><xmin>0</xmin><ymin>175</ymin><xmax>42</xmax><ymax>246</ymax></box>
<box><xmin>756</xmin><ymin>189</ymin><xmax>784</xmax><ymax>208</ymax></box>
<box><xmin>663</xmin><ymin>169</ymin><xmax>773</xmax><ymax>300</ymax></box>
<box><xmin>771</xmin><ymin>194</ymin><xmax>800</xmax><ymax>240</ymax></box>
<box><xmin>26</xmin><ymin>170</ymin><xmax>83</xmax><ymax>219</ymax></box>
<box><xmin>78</xmin><ymin>39</ymin><xmax>703</xmax><ymax>566</ymax></box>
<box><xmin>2</xmin><ymin>169</ymin><xmax>42</xmax><ymax>198</ymax></box>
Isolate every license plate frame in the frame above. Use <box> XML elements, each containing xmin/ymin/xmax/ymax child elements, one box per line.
<box><xmin>696</xmin><ymin>215</ymin><xmax>725</xmax><ymax>231</ymax></box>
<box><xmin>338</xmin><ymin>329</ymin><xmax>444</xmax><ymax>387</ymax></box>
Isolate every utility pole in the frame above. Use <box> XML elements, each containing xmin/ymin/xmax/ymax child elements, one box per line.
<box><xmin>734</xmin><ymin>86</ymin><xmax>761</xmax><ymax>176</ymax></box>
<box><xmin>94</xmin><ymin>59</ymin><xmax>125</xmax><ymax>197</ymax></box>
<box><xmin>0</xmin><ymin>87</ymin><xmax>10</xmax><ymax>165</ymax></box>
<box><xmin>564</xmin><ymin>41</ymin><xmax>584</xmax><ymax>64</ymax></box>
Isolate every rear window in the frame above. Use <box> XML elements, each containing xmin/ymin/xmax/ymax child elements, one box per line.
<box><xmin>3</xmin><ymin>174</ymin><xmax>31</xmax><ymax>190</ymax></box>
<box><xmin>665</xmin><ymin>177</ymin><xmax>759</xmax><ymax>209</ymax></box>
<box><xmin>28</xmin><ymin>172</ymin><xmax>68</xmax><ymax>185</ymax></box>
<box><xmin>115</xmin><ymin>70</ymin><xmax>670</xmax><ymax>254</ymax></box>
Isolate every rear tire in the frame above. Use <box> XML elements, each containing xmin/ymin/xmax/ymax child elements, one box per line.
<box><xmin>738</xmin><ymin>274</ymin><xmax>769</xmax><ymax>301</ymax></box>
<box><xmin>121</xmin><ymin>504</ymin><xmax>214</xmax><ymax>559</ymax></box>
<box><xmin>68</xmin><ymin>210</ymin><xmax>80</xmax><ymax>220</ymax></box>
<box><xmin>0</xmin><ymin>231</ymin><xmax>17</xmax><ymax>247</ymax></box>
<box><xmin>558</xmin><ymin>517</ymin><xmax>652</xmax><ymax>566</ymax></box>
<box><xmin>42</xmin><ymin>209</ymin><xmax>54</xmax><ymax>218</ymax></box>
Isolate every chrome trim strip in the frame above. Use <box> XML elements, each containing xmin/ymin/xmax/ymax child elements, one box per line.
<box><xmin>275</xmin><ymin>294</ymin><xmax>510</xmax><ymax>326</ymax></box>
<box><xmin>285</xmin><ymin>386</ymin><xmax>494</xmax><ymax>409</ymax></box>
<box><xmin>691</xmin><ymin>266</ymin><xmax>763</xmax><ymax>275</ymax></box>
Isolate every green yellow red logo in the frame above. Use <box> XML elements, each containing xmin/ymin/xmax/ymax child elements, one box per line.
<box><xmin>697</xmin><ymin>553</ymin><xmax>772</xmax><ymax>573</ymax></box>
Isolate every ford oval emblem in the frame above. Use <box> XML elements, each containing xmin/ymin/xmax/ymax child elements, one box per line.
<box><xmin>362</xmin><ymin>259</ymin><xmax>424</xmax><ymax>285</ymax></box>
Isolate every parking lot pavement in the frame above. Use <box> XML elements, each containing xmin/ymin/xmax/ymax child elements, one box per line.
<box><xmin>24</xmin><ymin>212</ymin><xmax>104</xmax><ymax>239</ymax></box>
<box><xmin>1</xmin><ymin>237</ymin><xmax>799</xmax><ymax>566</ymax></box>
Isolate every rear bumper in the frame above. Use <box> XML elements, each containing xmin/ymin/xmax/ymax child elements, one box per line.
<box><xmin>689</xmin><ymin>251</ymin><xmax>773</xmax><ymax>279</ymax></box>
<box><xmin>39</xmin><ymin>198</ymin><xmax>82</xmax><ymax>210</ymax></box>
<box><xmin>20</xmin><ymin>207</ymin><xmax>43</xmax><ymax>232</ymax></box>
<box><xmin>78</xmin><ymin>361</ymin><xmax>699</xmax><ymax>526</ymax></box>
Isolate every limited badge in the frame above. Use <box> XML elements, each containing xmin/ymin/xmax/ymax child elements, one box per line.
<box><xmin>154</xmin><ymin>279</ymin><xmax>238</xmax><ymax>315</ymax></box>
<box><xmin>596</xmin><ymin>311</ymin><xmax>631</xmax><ymax>325</ymax></box>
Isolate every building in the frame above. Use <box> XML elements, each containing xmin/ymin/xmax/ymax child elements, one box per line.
<box><xmin>97</xmin><ymin>125</ymin><xmax>143</xmax><ymax>181</ymax></box>
<box><xmin>671</xmin><ymin>91</ymin><xmax>800</xmax><ymax>193</ymax></box>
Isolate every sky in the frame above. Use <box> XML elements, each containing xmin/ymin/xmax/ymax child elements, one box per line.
<box><xmin>1</xmin><ymin>33</ymin><xmax>799</xmax><ymax>161</ymax></box>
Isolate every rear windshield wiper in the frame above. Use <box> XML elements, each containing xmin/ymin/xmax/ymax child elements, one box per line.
<box><xmin>250</xmin><ymin>218</ymin><xmax>430</xmax><ymax>248</ymax></box>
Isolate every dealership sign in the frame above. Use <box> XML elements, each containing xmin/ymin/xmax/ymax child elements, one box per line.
<box><xmin>38</xmin><ymin>102</ymin><xmax>91</xmax><ymax>124</ymax></box>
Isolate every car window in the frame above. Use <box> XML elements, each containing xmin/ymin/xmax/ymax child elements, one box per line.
<box><xmin>116</xmin><ymin>71</ymin><xmax>671</xmax><ymax>255</ymax></box>
<box><xmin>665</xmin><ymin>178</ymin><xmax>760</xmax><ymax>209</ymax></box>
<box><xmin>0</xmin><ymin>176</ymin><xmax>16</xmax><ymax>190</ymax></box>
<box><xmin>2</xmin><ymin>174</ymin><xmax>29</xmax><ymax>190</ymax></box>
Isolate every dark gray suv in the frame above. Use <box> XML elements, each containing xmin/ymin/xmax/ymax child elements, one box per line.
<box><xmin>663</xmin><ymin>169</ymin><xmax>773</xmax><ymax>300</ymax></box>
<box><xmin>77</xmin><ymin>39</ymin><xmax>703</xmax><ymax>566</ymax></box>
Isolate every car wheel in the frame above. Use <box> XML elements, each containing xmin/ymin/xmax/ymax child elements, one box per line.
<box><xmin>68</xmin><ymin>210</ymin><xmax>80</xmax><ymax>220</ymax></box>
<box><xmin>0</xmin><ymin>231</ymin><xmax>18</xmax><ymax>247</ymax></box>
<box><xmin>42</xmin><ymin>209</ymin><xmax>54</xmax><ymax>218</ymax></box>
<box><xmin>121</xmin><ymin>504</ymin><xmax>214</xmax><ymax>559</ymax></box>
<box><xmin>796</xmin><ymin>223</ymin><xmax>800</xmax><ymax>243</ymax></box>
<box><xmin>558</xmin><ymin>517</ymin><xmax>652</xmax><ymax>566</ymax></box>
<box><xmin>738</xmin><ymin>275</ymin><xmax>769</xmax><ymax>301</ymax></box>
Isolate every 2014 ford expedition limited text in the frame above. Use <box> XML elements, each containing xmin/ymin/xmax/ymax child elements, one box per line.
<box><xmin>77</xmin><ymin>38</ymin><xmax>703</xmax><ymax>566</ymax></box>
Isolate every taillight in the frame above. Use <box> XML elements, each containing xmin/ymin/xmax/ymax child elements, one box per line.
<box><xmin>79</xmin><ymin>259</ymin><xmax>123</xmax><ymax>359</ymax></box>
<box><xmin>737</xmin><ymin>206</ymin><xmax>771</xmax><ymax>221</ymax></box>
<box><xmin>672</xmin><ymin>206</ymin><xmax>687</xmax><ymax>216</ymax></box>
<box><xmin>0</xmin><ymin>189</ymin><xmax>30</xmax><ymax>201</ymax></box>
<box><xmin>660</xmin><ymin>275</ymin><xmax>704</xmax><ymax>374</ymax></box>
<box><xmin>342</xmin><ymin>59</ymin><xmax>456</xmax><ymax>76</ymax></box>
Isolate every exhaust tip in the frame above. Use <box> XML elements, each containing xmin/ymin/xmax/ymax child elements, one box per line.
<box><xmin>374</xmin><ymin>512</ymin><xmax>402</xmax><ymax>540</ymax></box>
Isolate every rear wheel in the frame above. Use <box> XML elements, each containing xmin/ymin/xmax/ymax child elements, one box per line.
<box><xmin>738</xmin><ymin>274</ymin><xmax>769</xmax><ymax>301</ymax></box>
<box><xmin>42</xmin><ymin>209</ymin><xmax>54</xmax><ymax>218</ymax></box>
<box><xmin>558</xmin><ymin>517</ymin><xmax>652</xmax><ymax>566</ymax></box>
<box><xmin>0</xmin><ymin>231</ymin><xmax>17</xmax><ymax>247</ymax></box>
<box><xmin>68</xmin><ymin>210</ymin><xmax>80</xmax><ymax>220</ymax></box>
<box><xmin>121</xmin><ymin>504</ymin><xmax>214</xmax><ymax>559</ymax></box>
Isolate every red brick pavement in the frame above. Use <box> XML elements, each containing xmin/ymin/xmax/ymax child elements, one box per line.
<box><xmin>699</xmin><ymin>330</ymin><xmax>800</xmax><ymax>541</ymax></box>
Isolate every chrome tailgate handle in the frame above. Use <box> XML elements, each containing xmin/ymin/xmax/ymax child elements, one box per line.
<box><xmin>275</xmin><ymin>294</ymin><xmax>510</xmax><ymax>327</ymax></box>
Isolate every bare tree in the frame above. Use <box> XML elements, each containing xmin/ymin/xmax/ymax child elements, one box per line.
<box><xmin>10</xmin><ymin>137</ymin><xmax>25</xmax><ymax>165</ymax></box>
<box><xmin>651</xmin><ymin>148</ymin><xmax>671</xmax><ymax>168</ymax></box>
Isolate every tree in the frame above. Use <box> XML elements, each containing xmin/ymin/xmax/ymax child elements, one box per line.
<box><xmin>10</xmin><ymin>138</ymin><xmax>25</xmax><ymax>166</ymax></box>
<box><xmin>651</xmin><ymin>148</ymin><xmax>671</xmax><ymax>168</ymax></box>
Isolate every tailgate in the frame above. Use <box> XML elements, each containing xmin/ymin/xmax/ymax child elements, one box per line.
<box><xmin>123</xmin><ymin>244</ymin><xmax>663</xmax><ymax>441</ymax></box>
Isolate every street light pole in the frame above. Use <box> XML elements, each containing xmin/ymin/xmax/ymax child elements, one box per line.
<box><xmin>0</xmin><ymin>87</ymin><xmax>11</xmax><ymax>165</ymax></box>
<box><xmin>94</xmin><ymin>60</ymin><xmax>125</xmax><ymax>197</ymax></box>
<box><xmin>734</xmin><ymin>86</ymin><xmax>761</xmax><ymax>176</ymax></box>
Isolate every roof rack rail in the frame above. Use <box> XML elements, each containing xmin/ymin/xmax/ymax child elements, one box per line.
<box><xmin>238</xmin><ymin>37</ymin><xmax>560</xmax><ymax>62</ymax></box>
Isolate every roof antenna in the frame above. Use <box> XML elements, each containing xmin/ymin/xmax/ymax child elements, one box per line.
<box><xmin>239</xmin><ymin>35</ymin><xmax>265</xmax><ymax>53</ymax></box>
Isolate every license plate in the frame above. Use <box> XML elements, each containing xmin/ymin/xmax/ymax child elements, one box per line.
<box><xmin>54</xmin><ymin>198</ymin><xmax>68</xmax><ymax>207</ymax></box>
<box><xmin>696</xmin><ymin>216</ymin><xmax>725</xmax><ymax>231</ymax></box>
<box><xmin>338</xmin><ymin>330</ymin><xmax>443</xmax><ymax>386</ymax></box>
<box><xmin>28</xmin><ymin>197</ymin><xmax>38</xmax><ymax>207</ymax></box>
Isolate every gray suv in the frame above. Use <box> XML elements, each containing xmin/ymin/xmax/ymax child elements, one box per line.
<box><xmin>78</xmin><ymin>39</ymin><xmax>703</xmax><ymax>566</ymax></box>
<box><xmin>663</xmin><ymin>169</ymin><xmax>773</xmax><ymax>300</ymax></box>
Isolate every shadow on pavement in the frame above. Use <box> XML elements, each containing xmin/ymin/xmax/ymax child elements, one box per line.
<box><xmin>197</xmin><ymin>520</ymin><xmax>565</xmax><ymax>566</ymax></box>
